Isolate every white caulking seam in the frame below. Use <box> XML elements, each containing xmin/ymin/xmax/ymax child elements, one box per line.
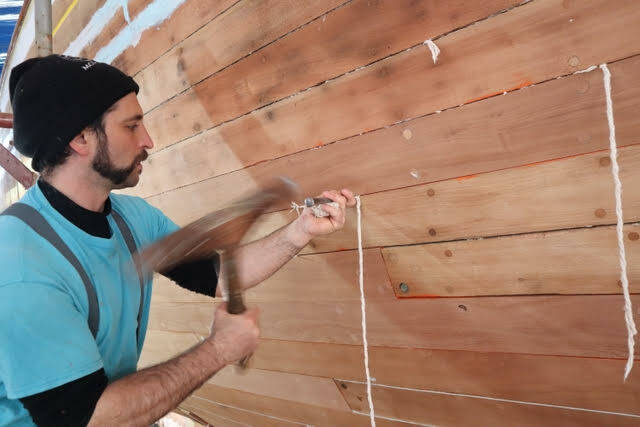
<box><xmin>353</xmin><ymin>410</ymin><xmax>435</xmax><ymax>426</ymax></box>
<box><xmin>338</xmin><ymin>379</ymin><xmax>640</xmax><ymax>418</ymax></box>
<box><xmin>190</xmin><ymin>395</ymin><xmax>308</xmax><ymax>425</ymax></box>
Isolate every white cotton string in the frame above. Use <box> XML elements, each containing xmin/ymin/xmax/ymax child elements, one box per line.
<box><xmin>339</xmin><ymin>379</ymin><xmax>640</xmax><ymax>419</ymax></box>
<box><xmin>424</xmin><ymin>39</ymin><xmax>440</xmax><ymax>64</ymax></box>
<box><xmin>600</xmin><ymin>63</ymin><xmax>637</xmax><ymax>381</ymax></box>
<box><xmin>289</xmin><ymin>201</ymin><xmax>304</xmax><ymax>216</ymax></box>
<box><xmin>355</xmin><ymin>195</ymin><xmax>376</xmax><ymax>426</ymax></box>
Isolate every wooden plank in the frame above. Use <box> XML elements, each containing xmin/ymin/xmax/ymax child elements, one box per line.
<box><xmin>138</xmin><ymin>329</ymin><xmax>200</xmax><ymax>369</ymax></box>
<box><xmin>133</xmin><ymin>51</ymin><xmax>630</xmax><ymax>201</ymax></box>
<box><xmin>188</xmin><ymin>383</ymin><xmax>407</xmax><ymax>426</ymax></box>
<box><xmin>140</xmin><ymin>0</ymin><xmax>640</xmax><ymax>177</ymax></box>
<box><xmin>139</xmin><ymin>1</ymin><xmax>347</xmax><ymax>146</ymax></box>
<box><xmin>205</xmin><ymin>366</ymin><xmax>350</xmax><ymax>412</ymax></box>
<box><xmin>136</xmin><ymin>333</ymin><xmax>640</xmax><ymax>415</ymax></box>
<box><xmin>254</xmin><ymin>341</ymin><xmax>640</xmax><ymax>415</ymax></box>
<box><xmin>111</xmin><ymin>0</ymin><xmax>239</xmax><ymax>76</ymax></box>
<box><xmin>135</xmin><ymin>0</ymin><xmax>346</xmax><ymax>112</ymax></box>
<box><xmin>150</xmin><ymin>143</ymin><xmax>640</xmax><ymax>255</ymax></box>
<box><xmin>139</xmin><ymin>0</ymin><xmax>518</xmax><ymax>114</ymax></box>
<box><xmin>339</xmin><ymin>381</ymin><xmax>640</xmax><ymax>427</ymax></box>
<box><xmin>181</xmin><ymin>398</ymin><xmax>302</xmax><ymax>426</ymax></box>
<box><xmin>245</xmin><ymin>248</ymin><xmax>393</xmax><ymax>302</ymax></box>
<box><xmin>382</xmin><ymin>225</ymin><xmax>640</xmax><ymax>297</ymax></box>
<box><xmin>148</xmin><ymin>247</ymin><xmax>392</xmax><ymax>303</ymax></box>
<box><xmin>148</xmin><ymin>295</ymin><xmax>640</xmax><ymax>358</ymax></box>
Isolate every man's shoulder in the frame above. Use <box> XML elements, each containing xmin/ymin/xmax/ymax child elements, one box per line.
<box><xmin>0</xmin><ymin>218</ymin><xmax>52</xmax><ymax>286</ymax></box>
<box><xmin>110</xmin><ymin>193</ymin><xmax>159</xmax><ymax>218</ymax></box>
<box><xmin>0</xmin><ymin>202</ymin><xmax>74</xmax><ymax>286</ymax></box>
<box><xmin>109</xmin><ymin>192</ymin><xmax>177</xmax><ymax>244</ymax></box>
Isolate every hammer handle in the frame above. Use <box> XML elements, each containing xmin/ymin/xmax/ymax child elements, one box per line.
<box><xmin>222</xmin><ymin>250</ymin><xmax>251</xmax><ymax>370</ymax></box>
<box><xmin>223</xmin><ymin>250</ymin><xmax>246</xmax><ymax>315</ymax></box>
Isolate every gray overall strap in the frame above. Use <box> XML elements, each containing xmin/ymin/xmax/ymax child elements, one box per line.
<box><xmin>111</xmin><ymin>210</ymin><xmax>144</xmax><ymax>343</ymax></box>
<box><xmin>1</xmin><ymin>203</ymin><xmax>100</xmax><ymax>337</ymax></box>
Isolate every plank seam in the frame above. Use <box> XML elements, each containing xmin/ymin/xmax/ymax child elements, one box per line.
<box><xmin>135</xmin><ymin>0</ymin><xmax>353</xmax><ymax>88</ymax></box>
<box><xmin>189</xmin><ymin>395</ymin><xmax>310</xmax><ymax>426</ymax></box>
<box><xmin>125</xmin><ymin>0</ymin><xmax>244</xmax><ymax>76</ymax></box>
<box><xmin>339</xmin><ymin>379</ymin><xmax>640</xmax><ymax>419</ymax></box>
<box><xmin>352</xmin><ymin>410</ymin><xmax>433</xmax><ymax>426</ymax></box>
<box><xmin>182</xmin><ymin>406</ymin><xmax>247</xmax><ymax>426</ymax></box>
<box><xmin>141</xmin><ymin>0</ymin><xmax>531</xmax><ymax>117</ymax></box>
<box><xmin>299</xmin><ymin>219</ymin><xmax>640</xmax><ymax>257</ymax></box>
<box><xmin>141</xmin><ymin>52</ymin><xmax>640</xmax><ymax>201</ymax></box>
<box><xmin>228</xmin><ymin>337</ymin><xmax>640</xmax><ymax>361</ymax></box>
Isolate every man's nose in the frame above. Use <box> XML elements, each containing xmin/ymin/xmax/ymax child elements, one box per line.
<box><xmin>139</xmin><ymin>124</ymin><xmax>154</xmax><ymax>150</ymax></box>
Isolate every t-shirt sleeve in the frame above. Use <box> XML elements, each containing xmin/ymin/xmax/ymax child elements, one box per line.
<box><xmin>146</xmin><ymin>202</ymin><xmax>179</xmax><ymax>243</ymax></box>
<box><xmin>0</xmin><ymin>282</ymin><xmax>103</xmax><ymax>399</ymax></box>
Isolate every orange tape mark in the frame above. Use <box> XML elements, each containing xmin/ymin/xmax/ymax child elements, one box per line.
<box><xmin>464</xmin><ymin>80</ymin><xmax>534</xmax><ymax>105</ymax></box>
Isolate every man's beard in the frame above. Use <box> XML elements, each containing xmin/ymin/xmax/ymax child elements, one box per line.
<box><xmin>91</xmin><ymin>130</ymin><xmax>147</xmax><ymax>187</ymax></box>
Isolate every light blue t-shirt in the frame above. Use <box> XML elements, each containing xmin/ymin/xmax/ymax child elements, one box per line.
<box><xmin>0</xmin><ymin>183</ymin><xmax>178</xmax><ymax>426</ymax></box>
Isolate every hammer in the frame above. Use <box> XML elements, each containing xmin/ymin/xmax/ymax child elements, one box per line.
<box><xmin>136</xmin><ymin>178</ymin><xmax>300</xmax><ymax>367</ymax></box>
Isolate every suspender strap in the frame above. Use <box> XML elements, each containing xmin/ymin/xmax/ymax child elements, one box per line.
<box><xmin>1</xmin><ymin>203</ymin><xmax>100</xmax><ymax>337</ymax></box>
<box><xmin>111</xmin><ymin>210</ymin><xmax>145</xmax><ymax>342</ymax></box>
<box><xmin>2</xmin><ymin>203</ymin><xmax>145</xmax><ymax>345</ymax></box>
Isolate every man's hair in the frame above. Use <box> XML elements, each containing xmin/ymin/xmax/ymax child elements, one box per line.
<box><xmin>38</xmin><ymin>112</ymin><xmax>108</xmax><ymax>175</ymax></box>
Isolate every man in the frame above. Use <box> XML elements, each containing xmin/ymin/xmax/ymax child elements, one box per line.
<box><xmin>0</xmin><ymin>54</ymin><xmax>355</xmax><ymax>426</ymax></box>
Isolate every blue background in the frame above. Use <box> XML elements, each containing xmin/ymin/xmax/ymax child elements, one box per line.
<box><xmin>0</xmin><ymin>2</ymin><xmax>22</xmax><ymax>75</ymax></box>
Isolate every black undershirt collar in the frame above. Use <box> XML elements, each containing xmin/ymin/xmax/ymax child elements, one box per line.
<box><xmin>38</xmin><ymin>180</ymin><xmax>113</xmax><ymax>238</ymax></box>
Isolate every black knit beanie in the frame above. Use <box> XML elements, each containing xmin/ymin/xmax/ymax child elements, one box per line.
<box><xmin>9</xmin><ymin>54</ymin><xmax>139</xmax><ymax>172</ymax></box>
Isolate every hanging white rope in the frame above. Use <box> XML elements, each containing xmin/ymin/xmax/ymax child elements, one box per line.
<box><xmin>600</xmin><ymin>63</ymin><xmax>637</xmax><ymax>381</ymax></box>
<box><xmin>355</xmin><ymin>195</ymin><xmax>376</xmax><ymax>425</ymax></box>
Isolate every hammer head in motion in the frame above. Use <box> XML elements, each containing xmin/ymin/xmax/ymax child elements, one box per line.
<box><xmin>135</xmin><ymin>176</ymin><xmax>300</xmax><ymax>275</ymax></box>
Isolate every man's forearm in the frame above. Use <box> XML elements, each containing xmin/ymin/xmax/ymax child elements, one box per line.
<box><xmin>89</xmin><ymin>339</ymin><xmax>224</xmax><ymax>426</ymax></box>
<box><xmin>221</xmin><ymin>219</ymin><xmax>310</xmax><ymax>292</ymax></box>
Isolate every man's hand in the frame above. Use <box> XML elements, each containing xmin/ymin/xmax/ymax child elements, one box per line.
<box><xmin>208</xmin><ymin>303</ymin><xmax>260</xmax><ymax>365</ymax></box>
<box><xmin>291</xmin><ymin>189</ymin><xmax>356</xmax><ymax>246</ymax></box>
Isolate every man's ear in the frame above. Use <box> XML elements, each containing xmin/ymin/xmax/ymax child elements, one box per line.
<box><xmin>68</xmin><ymin>130</ymin><xmax>93</xmax><ymax>157</ymax></box>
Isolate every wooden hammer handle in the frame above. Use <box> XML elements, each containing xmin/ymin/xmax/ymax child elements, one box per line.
<box><xmin>222</xmin><ymin>249</ymin><xmax>252</xmax><ymax>370</ymax></box>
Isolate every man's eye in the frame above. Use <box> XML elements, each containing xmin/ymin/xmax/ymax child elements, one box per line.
<box><xmin>127</xmin><ymin>125</ymin><xmax>138</xmax><ymax>131</ymax></box>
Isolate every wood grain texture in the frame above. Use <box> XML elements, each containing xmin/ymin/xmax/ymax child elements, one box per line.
<box><xmin>185</xmin><ymin>383</ymin><xmax>407</xmax><ymax>426</ymax></box>
<box><xmin>181</xmin><ymin>398</ymin><xmax>303</xmax><ymax>426</ymax></box>
<box><xmin>205</xmin><ymin>366</ymin><xmax>351</xmax><ymax>412</ymax></box>
<box><xmin>111</xmin><ymin>0</ymin><xmax>239</xmax><ymax>76</ymax></box>
<box><xmin>382</xmin><ymin>225</ymin><xmax>640</xmax><ymax>297</ymax></box>
<box><xmin>152</xmin><ymin>143</ymin><xmax>640</xmax><ymax>255</ymax></box>
<box><xmin>133</xmin><ymin>51</ymin><xmax>638</xmax><ymax>201</ymax></box>
<box><xmin>148</xmin><ymin>295</ymin><xmax>640</xmax><ymax>359</ymax></box>
<box><xmin>140</xmin><ymin>0</ymin><xmax>640</xmax><ymax>179</ymax></box>
<box><xmin>136</xmin><ymin>0</ymin><xmax>347</xmax><ymax>113</ymax></box>
<box><xmin>339</xmin><ymin>381</ymin><xmax>640</xmax><ymax>427</ymax></box>
<box><xmin>139</xmin><ymin>0</ymin><xmax>517</xmax><ymax>114</ymax></box>
<box><xmin>138</xmin><ymin>329</ymin><xmax>200</xmax><ymax>369</ymax></box>
<box><xmin>139</xmin><ymin>335</ymin><xmax>640</xmax><ymax>414</ymax></box>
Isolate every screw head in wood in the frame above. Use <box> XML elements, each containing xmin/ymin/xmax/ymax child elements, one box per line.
<box><xmin>399</xmin><ymin>282</ymin><xmax>409</xmax><ymax>293</ymax></box>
